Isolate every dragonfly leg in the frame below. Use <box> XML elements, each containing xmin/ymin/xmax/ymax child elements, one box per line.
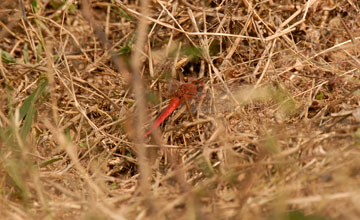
<box><xmin>184</xmin><ymin>97</ymin><xmax>194</xmax><ymax>121</ymax></box>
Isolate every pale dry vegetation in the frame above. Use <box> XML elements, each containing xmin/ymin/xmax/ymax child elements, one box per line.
<box><xmin>1</xmin><ymin>0</ymin><xmax>360</xmax><ymax>219</ymax></box>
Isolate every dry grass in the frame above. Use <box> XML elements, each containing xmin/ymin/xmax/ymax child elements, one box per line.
<box><xmin>1</xmin><ymin>0</ymin><xmax>360</xmax><ymax>219</ymax></box>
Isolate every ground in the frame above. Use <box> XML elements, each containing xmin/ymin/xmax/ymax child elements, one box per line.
<box><xmin>1</xmin><ymin>0</ymin><xmax>360</xmax><ymax>219</ymax></box>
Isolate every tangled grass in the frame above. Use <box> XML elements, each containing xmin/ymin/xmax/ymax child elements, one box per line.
<box><xmin>1</xmin><ymin>0</ymin><xmax>360</xmax><ymax>219</ymax></box>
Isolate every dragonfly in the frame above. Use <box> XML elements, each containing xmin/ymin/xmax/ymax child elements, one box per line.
<box><xmin>145</xmin><ymin>80</ymin><xmax>205</xmax><ymax>137</ymax></box>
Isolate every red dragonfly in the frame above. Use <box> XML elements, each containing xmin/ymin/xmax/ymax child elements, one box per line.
<box><xmin>145</xmin><ymin>80</ymin><xmax>204</xmax><ymax>137</ymax></box>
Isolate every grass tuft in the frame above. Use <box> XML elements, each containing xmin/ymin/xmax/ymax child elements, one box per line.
<box><xmin>1</xmin><ymin>0</ymin><xmax>360</xmax><ymax>219</ymax></box>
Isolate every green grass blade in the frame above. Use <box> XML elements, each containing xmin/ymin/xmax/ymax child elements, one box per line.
<box><xmin>20</xmin><ymin>103</ymin><xmax>35</xmax><ymax>139</ymax></box>
<box><xmin>36</xmin><ymin>43</ymin><xmax>42</xmax><ymax>63</ymax></box>
<box><xmin>1</xmin><ymin>48</ymin><xmax>16</xmax><ymax>64</ymax></box>
<box><xmin>112</xmin><ymin>6</ymin><xmax>134</xmax><ymax>21</ymax></box>
<box><xmin>31</xmin><ymin>0</ymin><xmax>39</xmax><ymax>13</ymax></box>
<box><xmin>38</xmin><ymin>157</ymin><xmax>63</xmax><ymax>168</ymax></box>
<box><xmin>23</xmin><ymin>43</ymin><xmax>29</xmax><ymax>64</ymax></box>
<box><xmin>19</xmin><ymin>78</ymin><xmax>48</xmax><ymax>120</ymax></box>
<box><xmin>19</xmin><ymin>77</ymin><xmax>48</xmax><ymax>138</ymax></box>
